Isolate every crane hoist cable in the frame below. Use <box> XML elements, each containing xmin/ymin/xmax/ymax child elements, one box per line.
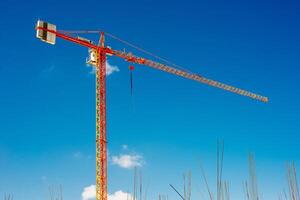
<box><xmin>104</xmin><ymin>32</ymin><xmax>192</xmax><ymax>73</ymax></box>
<box><xmin>129</xmin><ymin>65</ymin><xmax>134</xmax><ymax>96</ymax></box>
<box><xmin>59</xmin><ymin>29</ymin><xmax>192</xmax><ymax>73</ymax></box>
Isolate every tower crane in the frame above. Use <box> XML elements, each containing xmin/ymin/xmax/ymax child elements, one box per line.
<box><xmin>35</xmin><ymin>20</ymin><xmax>268</xmax><ymax>200</ymax></box>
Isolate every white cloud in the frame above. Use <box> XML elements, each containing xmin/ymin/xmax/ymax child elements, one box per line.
<box><xmin>89</xmin><ymin>61</ymin><xmax>119</xmax><ymax>75</ymax></box>
<box><xmin>40</xmin><ymin>65</ymin><xmax>56</xmax><ymax>78</ymax></box>
<box><xmin>122</xmin><ymin>144</ymin><xmax>128</xmax><ymax>150</ymax></box>
<box><xmin>106</xmin><ymin>61</ymin><xmax>120</xmax><ymax>75</ymax></box>
<box><xmin>81</xmin><ymin>185</ymin><xmax>133</xmax><ymax>200</ymax></box>
<box><xmin>82</xmin><ymin>185</ymin><xmax>96</xmax><ymax>200</ymax></box>
<box><xmin>73</xmin><ymin>151</ymin><xmax>83</xmax><ymax>159</ymax></box>
<box><xmin>45</xmin><ymin>65</ymin><xmax>55</xmax><ymax>72</ymax></box>
<box><xmin>109</xmin><ymin>190</ymin><xmax>133</xmax><ymax>200</ymax></box>
<box><xmin>112</xmin><ymin>154</ymin><xmax>143</xmax><ymax>169</ymax></box>
<box><xmin>41</xmin><ymin>175</ymin><xmax>47</xmax><ymax>182</ymax></box>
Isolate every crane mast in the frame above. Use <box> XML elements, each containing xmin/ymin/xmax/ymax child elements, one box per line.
<box><xmin>96</xmin><ymin>33</ymin><xmax>107</xmax><ymax>200</ymax></box>
<box><xmin>35</xmin><ymin>21</ymin><xmax>268</xmax><ymax>200</ymax></box>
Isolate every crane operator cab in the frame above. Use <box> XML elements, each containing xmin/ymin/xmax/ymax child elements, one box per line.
<box><xmin>86</xmin><ymin>49</ymin><xmax>98</xmax><ymax>67</ymax></box>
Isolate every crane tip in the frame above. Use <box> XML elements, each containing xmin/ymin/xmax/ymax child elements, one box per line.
<box><xmin>262</xmin><ymin>97</ymin><xmax>269</xmax><ymax>103</ymax></box>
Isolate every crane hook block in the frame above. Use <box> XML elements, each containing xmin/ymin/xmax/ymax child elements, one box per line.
<box><xmin>129</xmin><ymin>66</ymin><xmax>135</xmax><ymax>71</ymax></box>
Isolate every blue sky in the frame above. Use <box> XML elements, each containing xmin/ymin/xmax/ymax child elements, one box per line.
<box><xmin>0</xmin><ymin>0</ymin><xmax>300</xmax><ymax>200</ymax></box>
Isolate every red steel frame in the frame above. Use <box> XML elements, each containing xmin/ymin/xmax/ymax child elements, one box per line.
<box><xmin>36</xmin><ymin>27</ymin><xmax>108</xmax><ymax>200</ymax></box>
<box><xmin>96</xmin><ymin>33</ymin><xmax>107</xmax><ymax>200</ymax></box>
<box><xmin>36</xmin><ymin>24</ymin><xmax>268</xmax><ymax>200</ymax></box>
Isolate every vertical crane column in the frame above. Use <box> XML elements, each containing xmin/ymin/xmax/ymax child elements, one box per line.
<box><xmin>96</xmin><ymin>32</ymin><xmax>107</xmax><ymax>200</ymax></box>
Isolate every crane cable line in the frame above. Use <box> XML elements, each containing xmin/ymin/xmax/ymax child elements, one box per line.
<box><xmin>57</xmin><ymin>29</ymin><xmax>268</xmax><ymax>102</ymax></box>
<box><xmin>59</xmin><ymin>29</ymin><xmax>193</xmax><ymax>73</ymax></box>
<box><xmin>104</xmin><ymin>31</ymin><xmax>193</xmax><ymax>73</ymax></box>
